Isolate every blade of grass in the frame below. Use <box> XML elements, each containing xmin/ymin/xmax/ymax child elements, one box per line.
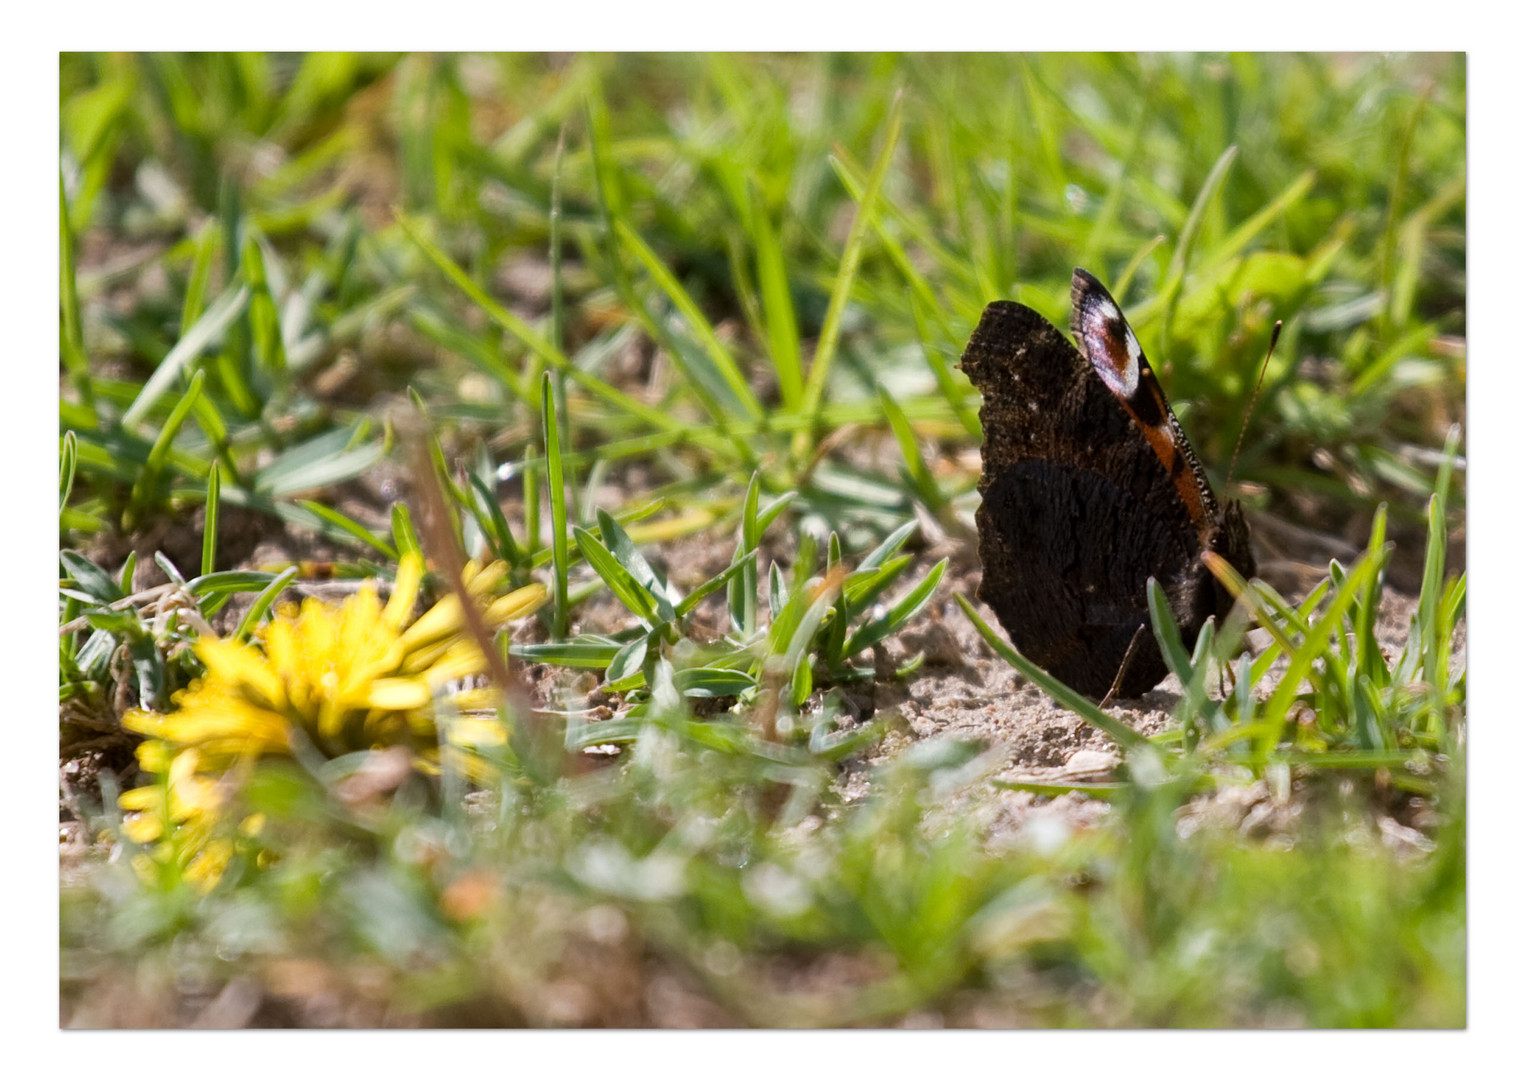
<box><xmin>842</xmin><ymin>558</ymin><xmax>947</xmax><ymax>657</ymax></box>
<box><xmin>748</xmin><ymin>185</ymin><xmax>804</xmax><ymax>411</ymax></box>
<box><xmin>128</xmin><ymin>368</ymin><xmax>208</xmax><ymax>518</ymax></box>
<box><xmin>910</xmin><ymin>291</ymin><xmax>980</xmax><ymax>439</ymax></box>
<box><xmin>234</xmin><ymin>566</ymin><xmax>299</xmax><ymax>642</ymax></box>
<box><xmin>878</xmin><ymin>386</ymin><xmax>947</xmax><ymax>514</ymax></box>
<box><xmin>548</xmin><ymin>123</ymin><xmax>567</xmax><ymax>427</ymax></box>
<box><xmin>391</xmin><ymin>501</ymin><xmax>423</xmax><ymax>567</ymax></box>
<box><xmin>60</xmin><ymin>431</ymin><xmax>78</xmax><ymax>515</ymax></box>
<box><xmin>59</xmin><ymin>172</ymin><xmax>92</xmax><ymax>408</ymax></box>
<box><xmin>615</xmin><ymin>219</ymin><xmax>764</xmax><ymax>423</ymax></box>
<box><xmin>1158</xmin><ymin>144</ymin><xmax>1238</xmax><ymax>350</ymax></box>
<box><xmin>796</xmin><ymin>92</ymin><xmax>904</xmax><ymax>454</ymax></box>
<box><xmin>201</xmin><ymin>464</ymin><xmax>220</xmax><ymax>576</ymax></box>
<box><xmin>398</xmin><ymin>211</ymin><xmax>681</xmax><ymax>437</ymax></box>
<box><xmin>180</xmin><ymin>218</ymin><xmax>218</xmax><ymax>334</ymax></box>
<box><xmin>122</xmin><ymin>283</ymin><xmax>250</xmax><ymax>431</ymax></box>
<box><xmin>296</xmin><ymin>500</ymin><xmax>399</xmax><ymax>560</ymax></box>
<box><xmin>543</xmin><ymin>373</ymin><xmax>570</xmax><ymax>639</ymax></box>
<box><xmin>465</xmin><ymin>472</ymin><xmax>525</xmax><ymax>571</ymax></box>
<box><xmin>730</xmin><ymin>473</ymin><xmax>763</xmax><ymax>635</ymax></box>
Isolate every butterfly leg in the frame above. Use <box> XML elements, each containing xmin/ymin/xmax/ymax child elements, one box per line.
<box><xmin>1099</xmin><ymin>622</ymin><xmax>1149</xmax><ymax>708</ymax></box>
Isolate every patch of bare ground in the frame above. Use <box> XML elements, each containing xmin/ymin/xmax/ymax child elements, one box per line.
<box><xmin>839</xmin><ymin>539</ymin><xmax>1455</xmax><ymax>844</ymax></box>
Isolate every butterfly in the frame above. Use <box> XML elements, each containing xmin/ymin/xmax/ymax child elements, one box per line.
<box><xmin>958</xmin><ymin>268</ymin><xmax>1256</xmax><ymax>699</ymax></box>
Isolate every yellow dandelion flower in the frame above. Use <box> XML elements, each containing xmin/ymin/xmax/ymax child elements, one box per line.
<box><xmin>120</xmin><ymin>554</ymin><xmax>546</xmax><ymax>889</ymax></box>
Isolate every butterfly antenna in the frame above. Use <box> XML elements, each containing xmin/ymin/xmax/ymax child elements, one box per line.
<box><xmin>1226</xmin><ymin>320</ymin><xmax>1281</xmax><ymax>492</ymax></box>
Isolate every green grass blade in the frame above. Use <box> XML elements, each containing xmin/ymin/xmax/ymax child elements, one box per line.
<box><xmin>674</xmin><ymin>667</ymin><xmax>757</xmax><ymax>699</ymax></box>
<box><xmin>878</xmin><ymin>386</ymin><xmax>947</xmax><ymax>514</ymax></box>
<box><xmin>59</xmin><ymin>431</ymin><xmax>78</xmax><ymax>515</ymax></box>
<box><xmin>857</xmin><ymin>520</ymin><xmax>918</xmax><ymax>573</ymax></box>
<box><xmin>296</xmin><ymin>500</ymin><xmax>399</xmax><ymax>559</ymax></box>
<box><xmin>797</xmin><ymin>92</ymin><xmax>904</xmax><ymax>446</ymax></box>
<box><xmin>1146</xmin><ymin>577</ymin><xmax>1195</xmax><ymax>686</ymax></box>
<box><xmin>1158</xmin><ymin>144</ymin><xmax>1238</xmax><ymax>347</ymax></box>
<box><xmin>122</xmin><ymin>284</ymin><xmax>250</xmax><ymax>431</ymax></box>
<box><xmin>201</xmin><ymin>464</ymin><xmax>220</xmax><ymax>576</ymax></box>
<box><xmin>465</xmin><ymin>472</ymin><xmax>525</xmax><ymax>571</ymax></box>
<box><xmin>843</xmin><ymin>558</ymin><xmax>947</xmax><ymax>657</ymax></box>
<box><xmin>391</xmin><ymin>501</ymin><xmax>423</xmax><ymax>567</ymax></box>
<box><xmin>842</xmin><ymin>555</ymin><xmax>913</xmax><ymax>619</ymax></box>
<box><xmin>511</xmin><ymin>639</ymin><xmax>623</xmax><ymax>669</ymax></box>
<box><xmin>59</xmin><ymin>550</ymin><xmax>124</xmax><ymax>604</ymax></box>
<box><xmin>233</xmin><ymin>565</ymin><xmax>299</xmax><ymax>642</ymax></box>
<box><xmin>1200</xmin><ymin>170</ymin><xmax>1318</xmax><ymax>273</ymax></box>
<box><xmin>255</xmin><ymin>428</ymin><xmax>384</xmax><ymax>497</ymax></box>
<box><xmin>543</xmin><ymin>373</ymin><xmax>571</xmax><ymax>639</ymax></box>
<box><xmin>186</xmin><ymin>570</ymin><xmax>280</xmax><ymax>598</ymax></box>
<box><xmin>730</xmin><ymin>472</ymin><xmax>762</xmax><ymax>635</ymax></box>
<box><xmin>575</xmin><ymin>525</ymin><xmax>662</xmax><ymax>629</ymax></box>
<box><xmin>180</xmin><ymin>219</ymin><xmax>218</xmax><ymax>334</ymax></box>
<box><xmin>910</xmin><ymin>292</ymin><xmax>980</xmax><ymax>439</ymax></box>
<box><xmin>129</xmin><ymin>368</ymin><xmax>207</xmax><ymax>515</ymax></box>
<box><xmin>399</xmin><ymin>212</ymin><xmax>681</xmax><ymax>438</ymax></box>
<box><xmin>59</xmin><ymin>172</ymin><xmax>91</xmax><ymax>407</ymax></box>
<box><xmin>677</xmin><ymin>552</ymin><xmax>752</xmax><ymax>621</ymax></box>
<box><xmin>615</xmin><ymin>219</ymin><xmax>763</xmax><ymax>423</ymax></box>
<box><xmin>748</xmin><ymin>191</ymin><xmax>804</xmax><ymax>410</ymax></box>
<box><xmin>596</xmin><ymin>508</ymin><xmax>677</xmax><ymax>622</ymax></box>
<box><xmin>548</xmin><ymin>123</ymin><xmax>567</xmax><ymax>424</ymax></box>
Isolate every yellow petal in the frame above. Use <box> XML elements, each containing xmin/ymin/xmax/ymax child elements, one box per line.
<box><xmin>448</xmin><ymin>686</ymin><xmax>500</xmax><ymax>711</ymax></box>
<box><xmin>119</xmin><ymin>785</ymin><xmax>161</xmax><ymax>812</ymax></box>
<box><xmin>483</xmin><ymin>583</ymin><xmax>549</xmax><ymax>626</ymax></box>
<box><xmin>167</xmin><ymin>746</ymin><xmax>204</xmax><ymax>785</ymax></box>
<box><xmin>338</xmin><ymin>586</ymin><xmax>386</xmax><ymax>660</ymax></box>
<box><xmin>443</xmin><ymin>745</ymin><xmax>502</xmax><ymax>786</ymax></box>
<box><xmin>422</xmin><ymin>640</ymin><xmax>489</xmax><ymax>687</ymax></box>
<box><xmin>240</xmin><ymin>813</ymin><xmax>266</xmax><ymax>837</ymax></box>
<box><xmin>122</xmin><ymin>811</ymin><xmax>163</xmax><ymax>844</ymax></box>
<box><xmin>264</xmin><ymin>617</ymin><xmax>298</xmax><ymax>687</ymax></box>
<box><xmin>365</xmin><ymin>677</ymin><xmax>433</xmax><ymax>711</ymax></box>
<box><xmin>398</xmin><ymin>636</ymin><xmax>455</xmax><ymax>675</ymax></box>
<box><xmin>122</xmin><ymin>708</ymin><xmax>163</xmax><ymax>739</ymax></box>
<box><xmin>464</xmin><ymin>560</ymin><xmax>509</xmax><ymax>598</ymax></box>
<box><xmin>296</xmin><ymin>597</ymin><xmax>339</xmax><ymax>671</ymax></box>
<box><xmin>197</xmin><ymin>637</ymin><xmax>286</xmax><ymax>712</ymax></box>
<box><xmin>383</xmin><ymin>553</ymin><xmax>424</xmax><ymax>630</ymax></box>
<box><xmin>185</xmin><ymin>839</ymin><xmax>233</xmax><ymax>892</ymax></box>
<box><xmin>130</xmin><ymin>736</ymin><xmax>173</xmax><ymax>772</ymax></box>
<box><xmin>399</xmin><ymin>593</ymin><xmax>463</xmax><ymax>651</ymax></box>
<box><xmin>447</xmin><ymin>716</ymin><xmax>508</xmax><ymax>748</ymax></box>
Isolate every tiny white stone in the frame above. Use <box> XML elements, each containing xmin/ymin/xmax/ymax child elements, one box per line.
<box><xmin>1063</xmin><ymin>748</ymin><xmax>1120</xmax><ymax>778</ymax></box>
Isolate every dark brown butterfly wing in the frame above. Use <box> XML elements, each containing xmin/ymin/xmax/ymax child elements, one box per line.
<box><xmin>960</xmin><ymin>273</ymin><xmax>1254</xmax><ymax>699</ymax></box>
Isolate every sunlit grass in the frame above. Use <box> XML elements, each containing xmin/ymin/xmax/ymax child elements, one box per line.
<box><xmin>59</xmin><ymin>52</ymin><xmax>1464</xmax><ymax>1028</ymax></box>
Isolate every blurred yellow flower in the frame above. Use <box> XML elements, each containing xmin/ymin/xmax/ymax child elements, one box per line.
<box><xmin>120</xmin><ymin>555</ymin><xmax>545</xmax><ymax>889</ymax></box>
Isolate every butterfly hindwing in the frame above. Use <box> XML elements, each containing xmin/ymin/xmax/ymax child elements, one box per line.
<box><xmin>959</xmin><ymin>268</ymin><xmax>1257</xmax><ymax>699</ymax></box>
